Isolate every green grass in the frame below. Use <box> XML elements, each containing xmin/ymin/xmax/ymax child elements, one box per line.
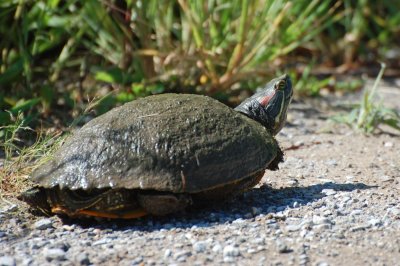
<box><xmin>0</xmin><ymin>91</ymin><xmax>121</xmax><ymax>201</ymax></box>
<box><xmin>0</xmin><ymin>112</ymin><xmax>64</xmax><ymax>202</ymax></box>
<box><xmin>331</xmin><ymin>63</ymin><xmax>400</xmax><ymax>133</ymax></box>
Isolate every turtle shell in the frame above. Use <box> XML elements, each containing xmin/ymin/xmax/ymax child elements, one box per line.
<box><xmin>32</xmin><ymin>94</ymin><xmax>279</xmax><ymax>193</ymax></box>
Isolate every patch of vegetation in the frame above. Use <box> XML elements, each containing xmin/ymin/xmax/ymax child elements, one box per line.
<box><xmin>0</xmin><ymin>112</ymin><xmax>64</xmax><ymax>202</ymax></box>
<box><xmin>331</xmin><ymin>63</ymin><xmax>400</xmax><ymax>133</ymax></box>
<box><xmin>0</xmin><ymin>92</ymin><xmax>119</xmax><ymax>201</ymax></box>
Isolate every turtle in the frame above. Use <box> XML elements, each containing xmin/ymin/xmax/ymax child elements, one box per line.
<box><xmin>19</xmin><ymin>74</ymin><xmax>293</xmax><ymax>219</ymax></box>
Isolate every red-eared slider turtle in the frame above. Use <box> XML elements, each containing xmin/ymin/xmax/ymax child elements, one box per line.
<box><xmin>20</xmin><ymin>74</ymin><xmax>293</xmax><ymax>219</ymax></box>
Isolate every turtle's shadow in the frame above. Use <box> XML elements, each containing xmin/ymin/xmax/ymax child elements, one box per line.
<box><xmin>66</xmin><ymin>182</ymin><xmax>374</xmax><ymax>231</ymax></box>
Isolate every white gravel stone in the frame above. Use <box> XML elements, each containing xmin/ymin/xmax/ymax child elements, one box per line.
<box><xmin>251</xmin><ymin>237</ymin><xmax>265</xmax><ymax>245</ymax></box>
<box><xmin>350</xmin><ymin>209</ymin><xmax>363</xmax><ymax>216</ymax></box>
<box><xmin>75</xmin><ymin>253</ymin><xmax>90</xmax><ymax>265</ymax></box>
<box><xmin>313</xmin><ymin>224</ymin><xmax>332</xmax><ymax>232</ymax></box>
<box><xmin>0</xmin><ymin>256</ymin><xmax>16</xmax><ymax>266</ymax></box>
<box><xmin>384</xmin><ymin>142</ymin><xmax>393</xmax><ymax>147</ymax></box>
<box><xmin>388</xmin><ymin>207</ymin><xmax>400</xmax><ymax>216</ymax></box>
<box><xmin>164</xmin><ymin>249</ymin><xmax>172</xmax><ymax>258</ymax></box>
<box><xmin>380</xmin><ymin>175</ymin><xmax>394</xmax><ymax>182</ymax></box>
<box><xmin>193</xmin><ymin>241</ymin><xmax>207</xmax><ymax>253</ymax></box>
<box><xmin>223</xmin><ymin>245</ymin><xmax>240</xmax><ymax>257</ymax></box>
<box><xmin>277</xmin><ymin>240</ymin><xmax>291</xmax><ymax>253</ymax></box>
<box><xmin>326</xmin><ymin>159</ymin><xmax>338</xmax><ymax>166</ymax></box>
<box><xmin>131</xmin><ymin>257</ymin><xmax>143</xmax><ymax>265</ymax></box>
<box><xmin>43</xmin><ymin>248</ymin><xmax>66</xmax><ymax>261</ymax></box>
<box><xmin>33</xmin><ymin>218</ymin><xmax>53</xmax><ymax>230</ymax></box>
<box><xmin>286</xmin><ymin>224</ymin><xmax>302</xmax><ymax>232</ymax></box>
<box><xmin>350</xmin><ymin>224</ymin><xmax>371</xmax><ymax>232</ymax></box>
<box><xmin>321</xmin><ymin>189</ymin><xmax>336</xmax><ymax>196</ymax></box>
<box><xmin>92</xmin><ymin>238</ymin><xmax>110</xmax><ymax>246</ymax></box>
<box><xmin>312</xmin><ymin>215</ymin><xmax>332</xmax><ymax>225</ymax></box>
<box><xmin>368</xmin><ymin>218</ymin><xmax>382</xmax><ymax>227</ymax></box>
<box><xmin>212</xmin><ymin>243</ymin><xmax>222</xmax><ymax>253</ymax></box>
<box><xmin>247</xmin><ymin>248</ymin><xmax>257</xmax><ymax>254</ymax></box>
<box><xmin>173</xmin><ymin>250</ymin><xmax>191</xmax><ymax>261</ymax></box>
<box><xmin>0</xmin><ymin>204</ymin><xmax>17</xmax><ymax>213</ymax></box>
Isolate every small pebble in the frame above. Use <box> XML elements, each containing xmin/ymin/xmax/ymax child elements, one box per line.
<box><xmin>321</xmin><ymin>189</ymin><xmax>336</xmax><ymax>196</ymax></box>
<box><xmin>388</xmin><ymin>208</ymin><xmax>400</xmax><ymax>216</ymax></box>
<box><xmin>131</xmin><ymin>256</ymin><xmax>143</xmax><ymax>265</ymax></box>
<box><xmin>313</xmin><ymin>216</ymin><xmax>332</xmax><ymax>225</ymax></box>
<box><xmin>92</xmin><ymin>238</ymin><xmax>109</xmax><ymax>246</ymax></box>
<box><xmin>326</xmin><ymin>159</ymin><xmax>338</xmax><ymax>166</ymax></box>
<box><xmin>0</xmin><ymin>256</ymin><xmax>16</xmax><ymax>266</ymax></box>
<box><xmin>350</xmin><ymin>224</ymin><xmax>371</xmax><ymax>232</ymax></box>
<box><xmin>0</xmin><ymin>205</ymin><xmax>17</xmax><ymax>213</ymax></box>
<box><xmin>212</xmin><ymin>243</ymin><xmax>222</xmax><ymax>253</ymax></box>
<box><xmin>43</xmin><ymin>248</ymin><xmax>66</xmax><ymax>261</ymax></box>
<box><xmin>164</xmin><ymin>249</ymin><xmax>172</xmax><ymax>258</ymax></box>
<box><xmin>223</xmin><ymin>245</ymin><xmax>240</xmax><ymax>257</ymax></box>
<box><xmin>34</xmin><ymin>219</ymin><xmax>53</xmax><ymax>230</ymax></box>
<box><xmin>299</xmin><ymin>253</ymin><xmax>309</xmax><ymax>264</ymax></box>
<box><xmin>368</xmin><ymin>218</ymin><xmax>382</xmax><ymax>227</ymax></box>
<box><xmin>277</xmin><ymin>241</ymin><xmax>291</xmax><ymax>253</ymax></box>
<box><xmin>380</xmin><ymin>175</ymin><xmax>394</xmax><ymax>182</ymax></box>
<box><xmin>173</xmin><ymin>250</ymin><xmax>191</xmax><ymax>260</ymax></box>
<box><xmin>286</xmin><ymin>224</ymin><xmax>302</xmax><ymax>232</ymax></box>
<box><xmin>384</xmin><ymin>142</ymin><xmax>393</xmax><ymax>147</ymax></box>
<box><xmin>75</xmin><ymin>253</ymin><xmax>90</xmax><ymax>265</ymax></box>
<box><xmin>313</xmin><ymin>224</ymin><xmax>332</xmax><ymax>232</ymax></box>
<box><xmin>62</xmin><ymin>225</ymin><xmax>75</xmax><ymax>231</ymax></box>
<box><xmin>193</xmin><ymin>241</ymin><xmax>207</xmax><ymax>253</ymax></box>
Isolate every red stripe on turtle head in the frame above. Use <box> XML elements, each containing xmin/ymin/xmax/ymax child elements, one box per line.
<box><xmin>259</xmin><ymin>93</ymin><xmax>274</xmax><ymax>107</ymax></box>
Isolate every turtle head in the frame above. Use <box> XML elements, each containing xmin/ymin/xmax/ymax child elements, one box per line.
<box><xmin>234</xmin><ymin>74</ymin><xmax>293</xmax><ymax>135</ymax></box>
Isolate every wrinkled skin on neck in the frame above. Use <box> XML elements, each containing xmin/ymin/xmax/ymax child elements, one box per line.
<box><xmin>234</xmin><ymin>74</ymin><xmax>293</xmax><ymax>135</ymax></box>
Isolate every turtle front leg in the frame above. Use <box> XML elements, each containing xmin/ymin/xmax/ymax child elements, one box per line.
<box><xmin>267</xmin><ymin>144</ymin><xmax>284</xmax><ymax>171</ymax></box>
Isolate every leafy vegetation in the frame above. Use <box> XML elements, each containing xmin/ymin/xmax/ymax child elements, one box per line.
<box><xmin>0</xmin><ymin>112</ymin><xmax>63</xmax><ymax>200</ymax></box>
<box><xmin>332</xmin><ymin>63</ymin><xmax>400</xmax><ymax>133</ymax></box>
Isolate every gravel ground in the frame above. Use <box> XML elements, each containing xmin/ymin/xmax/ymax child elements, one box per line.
<box><xmin>1</xmin><ymin>82</ymin><xmax>399</xmax><ymax>266</ymax></box>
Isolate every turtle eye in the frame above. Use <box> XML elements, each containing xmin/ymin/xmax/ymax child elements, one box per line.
<box><xmin>275</xmin><ymin>80</ymin><xmax>286</xmax><ymax>91</ymax></box>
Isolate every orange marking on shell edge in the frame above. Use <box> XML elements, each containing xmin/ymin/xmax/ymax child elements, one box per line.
<box><xmin>259</xmin><ymin>95</ymin><xmax>273</xmax><ymax>107</ymax></box>
<box><xmin>51</xmin><ymin>205</ymin><xmax>148</xmax><ymax>219</ymax></box>
<box><xmin>51</xmin><ymin>206</ymin><xmax>69</xmax><ymax>214</ymax></box>
<box><xmin>77</xmin><ymin>209</ymin><xmax>148</xmax><ymax>219</ymax></box>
